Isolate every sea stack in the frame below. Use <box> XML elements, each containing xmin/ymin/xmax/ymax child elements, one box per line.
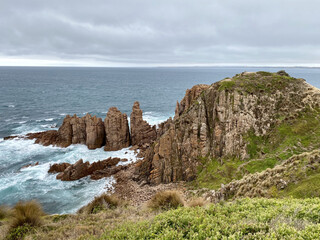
<box><xmin>130</xmin><ymin>101</ymin><xmax>157</xmax><ymax>146</ymax></box>
<box><xmin>104</xmin><ymin>107</ymin><xmax>131</xmax><ymax>151</ymax></box>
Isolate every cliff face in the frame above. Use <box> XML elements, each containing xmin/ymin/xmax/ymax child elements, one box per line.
<box><xmin>138</xmin><ymin>71</ymin><xmax>320</xmax><ymax>184</ymax></box>
<box><xmin>104</xmin><ymin>107</ymin><xmax>131</xmax><ymax>151</ymax></box>
<box><xmin>23</xmin><ymin>102</ymin><xmax>155</xmax><ymax>150</ymax></box>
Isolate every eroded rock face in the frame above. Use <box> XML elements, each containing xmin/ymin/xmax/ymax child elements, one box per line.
<box><xmin>25</xmin><ymin>114</ymin><xmax>105</xmax><ymax>149</ymax></box>
<box><xmin>174</xmin><ymin>84</ymin><xmax>210</xmax><ymax>119</ymax></box>
<box><xmin>130</xmin><ymin>101</ymin><xmax>156</xmax><ymax>146</ymax></box>
<box><xmin>136</xmin><ymin>72</ymin><xmax>320</xmax><ymax>184</ymax></box>
<box><xmin>53</xmin><ymin>157</ymin><xmax>127</xmax><ymax>181</ymax></box>
<box><xmin>104</xmin><ymin>107</ymin><xmax>131</xmax><ymax>151</ymax></box>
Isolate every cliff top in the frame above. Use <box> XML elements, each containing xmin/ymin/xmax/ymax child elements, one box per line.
<box><xmin>216</xmin><ymin>70</ymin><xmax>308</xmax><ymax>93</ymax></box>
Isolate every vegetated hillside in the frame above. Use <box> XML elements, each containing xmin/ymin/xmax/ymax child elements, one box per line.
<box><xmin>137</xmin><ymin>71</ymin><xmax>320</xmax><ymax>190</ymax></box>
<box><xmin>100</xmin><ymin>198</ymin><xmax>320</xmax><ymax>239</ymax></box>
<box><xmin>2</xmin><ymin>71</ymin><xmax>320</xmax><ymax>240</ymax></box>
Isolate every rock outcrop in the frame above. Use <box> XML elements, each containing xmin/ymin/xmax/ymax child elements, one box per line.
<box><xmin>48</xmin><ymin>163</ymin><xmax>72</xmax><ymax>173</ymax></box>
<box><xmin>136</xmin><ymin>71</ymin><xmax>320</xmax><ymax>184</ymax></box>
<box><xmin>130</xmin><ymin>101</ymin><xmax>157</xmax><ymax>146</ymax></box>
<box><xmin>26</xmin><ymin>114</ymin><xmax>105</xmax><ymax>149</ymax></box>
<box><xmin>51</xmin><ymin>157</ymin><xmax>127</xmax><ymax>181</ymax></box>
<box><xmin>104</xmin><ymin>107</ymin><xmax>131</xmax><ymax>151</ymax></box>
<box><xmin>174</xmin><ymin>84</ymin><xmax>210</xmax><ymax>119</ymax></box>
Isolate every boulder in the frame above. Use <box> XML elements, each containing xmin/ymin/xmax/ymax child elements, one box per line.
<box><xmin>130</xmin><ymin>101</ymin><xmax>156</xmax><ymax>146</ymax></box>
<box><xmin>48</xmin><ymin>163</ymin><xmax>71</xmax><ymax>173</ymax></box>
<box><xmin>53</xmin><ymin>157</ymin><xmax>127</xmax><ymax>181</ymax></box>
<box><xmin>104</xmin><ymin>107</ymin><xmax>131</xmax><ymax>151</ymax></box>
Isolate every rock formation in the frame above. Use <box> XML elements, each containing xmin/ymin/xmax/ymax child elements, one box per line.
<box><xmin>130</xmin><ymin>101</ymin><xmax>157</xmax><ymax>146</ymax></box>
<box><xmin>25</xmin><ymin>114</ymin><xmax>105</xmax><ymax>149</ymax></box>
<box><xmin>136</xmin><ymin>71</ymin><xmax>320</xmax><ymax>185</ymax></box>
<box><xmin>50</xmin><ymin>157</ymin><xmax>128</xmax><ymax>181</ymax></box>
<box><xmin>104</xmin><ymin>107</ymin><xmax>131</xmax><ymax>151</ymax></box>
<box><xmin>48</xmin><ymin>163</ymin><xmax>72</xmax><ymax>173</ymax></box>
<box><xmin>174</xmin><ymin>84</ymin><xmax>209</xmax><ymax>119</ymax></box>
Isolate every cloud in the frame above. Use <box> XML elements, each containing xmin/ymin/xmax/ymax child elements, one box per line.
<box><xmin>0</xmin><ymin>0</ymin><xmax>319</xmax><ymax>66</ymax></box>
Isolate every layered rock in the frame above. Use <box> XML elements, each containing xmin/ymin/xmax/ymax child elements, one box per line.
<box><xmin>136</xmin><ymin>71</ymin><xmax>320</xmax><ymax>184</ymax></box>
<box><xmin>174</xmin><ymin>84</ymin><xmax>210</xmax><ymax>119</ymax></box>
<box><xmin>25</xmin><ymin>114</ymin><xmax>105</xmax><ymax>149</ymax></box>
<box><xmin>130</xmin><ymin>101</ymin><xmax>157</xmax><ymax>146</ymax></box>
<box><xmin>51</xmin><ymin>157</ymin><xmax>127</xmax><ymax>181</ymax></box>
<box><xmin>104</xmin><ymin>107</ymin><xmax>131</xmax><ymax>151</ymax></box>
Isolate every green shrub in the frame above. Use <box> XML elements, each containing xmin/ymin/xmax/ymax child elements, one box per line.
<box><xmin>101</xmin><ymin>198</ymin><xmax>320</xmax><ymax>239</ymax></box>
<box><xmin>78</xmin><ymin>194</ymin><xmax>121</xmax><ymax>214</ymax></box>
<box><xmin>148</xmin><ymin>191</ymin><xmax>184</xmax><ymax>210</ymax></box>
<box><xmin>6</xmin><ymin>224</ymin><xmax>33</xmax><ymax>240</ymax></box>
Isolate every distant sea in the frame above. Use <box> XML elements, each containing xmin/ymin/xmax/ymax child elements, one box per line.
<box><xmin>1</xmin><ymin>66</ymin><xmax>319</xmax><ymax>214</ymax></box>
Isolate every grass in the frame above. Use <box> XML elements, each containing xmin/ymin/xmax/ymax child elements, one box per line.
<box><xmin>10</xmin><ymin>201</ymin><xmax>44</xmax><ymax>229</ymax></box>
<box><xmin>279</xmin><ymin>172</ymin><xmax>320</xmax><ymax>198</ymax></box>
<box><xmin>192</xmin><ymin>107</ymin><xmax>320</xmax><ymax>191</ymax></box>
<box><xmin>0</xmin><ymin>206</ymin><xmax>10</xmax><ymax>220</ymax></box>
<box><xmin>78</xmin><ymin>194</ymin><xmax>122</xmax><ymax>214</ymax></box>
<box><xmin>187</xmin><ymin>198</ymin><xmax>206</xmax><ymax>207</ymax></box>
<box><xmin>147</xmin><ymin>191</ymin><xmax>184</xmax><ymax>210</ymax></box>
<box><xmin>99</xmin><ymin>198</ymin><xmax>320</xmax><ymax>239</ymax></box>
<box><xmin>217</xmin><ymin>71</ymin><xmax>301</xmax><ymax>94</ymax></box>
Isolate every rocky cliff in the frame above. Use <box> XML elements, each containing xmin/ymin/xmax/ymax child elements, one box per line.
<box><xmin>18</xmin><ymin>102</ymin><xmax>155</xmax><ymax>150</ymax></box>
<box><xmin>137</xmin><ymin>71</ymin><xmax>320</xmax><ymax>184</ymax></box>
<box><xmin>104</xmin><ymin>107</ymin><xmax>130</xmax><ymax>151</ymax></box>
<box><xmin>130</xmin><ymin>101</ymin><xmax>157</xmax><ymax>146</ymax></box>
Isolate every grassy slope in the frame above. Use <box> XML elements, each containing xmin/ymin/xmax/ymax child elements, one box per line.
<box><xmin>98</xmin><ymin>198</ymin><xmax>320</xmax><ymax>240</ymax></box>
<box><xmin>192</xmin><ymin>72</ymin><xmax>320</xmax><ymax>191</ymax></box>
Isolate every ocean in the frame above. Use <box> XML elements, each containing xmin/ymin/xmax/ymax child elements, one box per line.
<box><xmin>1</xmin><ymin>66</ymin><xmax>320</xmax><ymax>214</ymax></box>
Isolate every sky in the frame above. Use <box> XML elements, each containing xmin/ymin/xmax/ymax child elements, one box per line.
<box><xmin>0</xmin><ymin>0</ymin><xmax>319</xmax><ymax>67</ymax></box>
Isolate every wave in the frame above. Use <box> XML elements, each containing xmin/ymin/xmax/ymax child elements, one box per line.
<box><xmin>0</xmin><ymin>138</ymin><xmax>139</xmax><ymax>214</ymax></box>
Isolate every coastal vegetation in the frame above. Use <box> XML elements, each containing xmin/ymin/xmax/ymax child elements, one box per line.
<box><xmin>2</xmin><ymin>71</ymin><xmax>320</xmax><ymax>239</ymax></box>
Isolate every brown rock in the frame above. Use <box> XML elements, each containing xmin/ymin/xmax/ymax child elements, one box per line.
<box><xmin>84</xmin><ymin>114</ymin><xmax>105</xmax><ymax>149</ymax></box>
<box><xmin>174</xmin><ymin>84</ymin><xmax>209</xmax><ymax>119</ymax></box>
<box><xmin>135</xmin><ymin>72</ymin><xmax>320</xmax><ymax>185</ymax></box>
<box><xmin>130</xmin><ymin>101</ymin><xmax>156</xmax><ymax>146</ymax></box>
<box><xmin>53</xmin><ymin>157</ymin><xmax>126</xmax><ymax>181</ymax></box>
<box><xmin>104</xmin><ymin>107</ymin><xmax>131</xmax><ymax>151</ymax></box>
<box><xmin>25</xmin><ymin>114</ymin><xmax>105</xmax><ymax>150</ymax></box>
<box><xmin>48</xmin><ymin>163</ymin><xmax>71</xmax><ymax>173</ymax></box>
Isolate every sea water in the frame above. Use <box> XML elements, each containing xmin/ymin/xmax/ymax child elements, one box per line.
<box><xmin>1</xmin><ymin>66</ymin><xmax>320</xmax><ymax>214</ymax></box>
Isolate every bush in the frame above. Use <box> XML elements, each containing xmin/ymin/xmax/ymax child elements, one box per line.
<box><xmin>188</xmin><ymin>198</ymin><xmax>206</xmax><ymax>207</ymax></box>
<box><xmin>9</xmin><ymin>201</ymin><xmax>44</xmax><ymax>230</ymax></box>
<box><xmin>78</xmin><ymin>194</ymin><xmax>121</xmax><ymax>214</ymax></box>
<box><xmin>147</xmin><ymin>191</ymin><xmax>184</xmax><ymax>210</ymax></box>
<box><xmin>6</xmin><ymin>224</ymin><xmax>33</xmax><ymax>240</ymax></box>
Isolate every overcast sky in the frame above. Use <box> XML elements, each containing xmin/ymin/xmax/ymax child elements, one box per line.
<box><xmin>0</xmin><ymin>0</ymin><xmax>319</xmax><ymax>66</ymax></box>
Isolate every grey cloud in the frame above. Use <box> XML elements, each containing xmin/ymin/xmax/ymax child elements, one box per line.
<box><xmin>0</xmin><ymin>0</ymin><xmax>319</xmax><ymax>66</ymax></box>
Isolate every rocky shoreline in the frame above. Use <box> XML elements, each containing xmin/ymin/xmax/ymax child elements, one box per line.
<box><xmin>4</xmin><ymin>70</ymin><xmax>320</xmax><ymax>206</ymax></box>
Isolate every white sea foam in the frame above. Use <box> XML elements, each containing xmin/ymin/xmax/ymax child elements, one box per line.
<box><xmin>143</xmin><ymin>111</ymin><xmax>172</xmax><ymax>126</ymax></box>
<box><xmin>0</xmin><ymin>111</ymin><xmax>168</xmax><ymax>214</ymax></box>
<box><xmin>0</xmin><ymin>136</ymin><xmax>139</xmax><ymax>214</ymax></box>
<box><xmin>8</xmin><ymin>104</ymin><xmax>15</xmax><ymax>108</ymax></box>
<box><xmin>44</xmin><ymin>118</ymin><xmax>54</xmax><ymax>122</ymax></box>
<box><xmin>18</xmin><ymin>121</ymin><xmax>27</xmax><ymax>124</ymax></box>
